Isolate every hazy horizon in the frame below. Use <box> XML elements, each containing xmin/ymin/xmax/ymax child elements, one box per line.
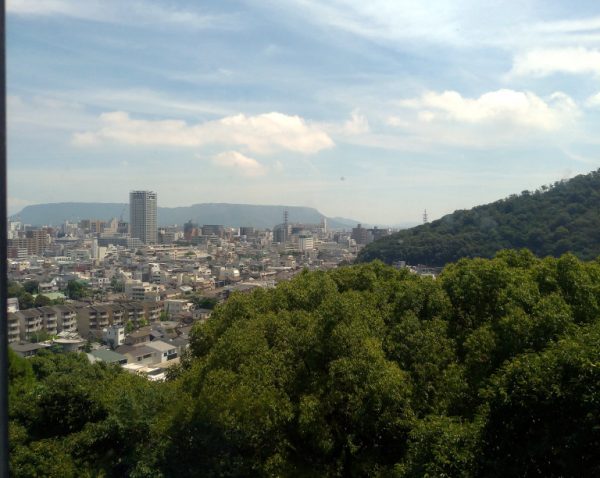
<box><xmin>8</xmin><ymin>0</ymin><xmax>600</xmax><ymax>223</ymax></box>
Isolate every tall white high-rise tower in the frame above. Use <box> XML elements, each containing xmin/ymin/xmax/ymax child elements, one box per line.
<box><xmin>129</xmin><ymin>190</ymin><xmax>157</xmax><ymax>244</ymax></box>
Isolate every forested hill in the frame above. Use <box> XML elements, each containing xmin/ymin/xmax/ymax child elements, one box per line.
<box><xmin>357</xmin><ymin>169</ymin><xmax>600</xmax><ymax>266</ymax></box>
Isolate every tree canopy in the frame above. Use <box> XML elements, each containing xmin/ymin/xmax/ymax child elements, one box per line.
<box><xmin>9</xmin><ymin>252</ymin><xmax>600</xmax><ymax>476</ymax></box>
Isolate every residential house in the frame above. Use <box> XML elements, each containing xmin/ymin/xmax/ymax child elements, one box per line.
<box><xmin>10</xmin><ymin>342</ymin><xmax>49</xmax><ymax>358</ymax></box>
<box><xmin>89</xmin><ymin>349</ymin><xmax>128</xmax><ymax>365</ymax></box>
<box><xmin>125</xmin><ymin>326</ymin><xmax>151</xmax><ymax>345</ymax></box>
<box><xmin>116</xmin><ymin>344</ymin><xmax>161</xmax><ymax>365</ymax></box>
<box><xmin>145</xmin><ymin>339</ymin><xmax>178</xmax><ymax>363</ymax></box>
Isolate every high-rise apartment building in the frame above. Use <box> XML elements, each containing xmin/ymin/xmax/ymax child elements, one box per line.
<box><xmin>129</xmin><ymin>190</ymin><xmax>157</xmax><ymax>244</ymax></box>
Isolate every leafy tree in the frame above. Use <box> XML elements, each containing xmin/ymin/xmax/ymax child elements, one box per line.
<box><xmin>191</xmin><ymin>295</ymin><xmax>218</xmax><ymax>310</ymax></box>
<box><xmin>23</xmin><ymin>280</ymin><xmax>39</xmax><ymax>294</ymax></box>
<box><xmin>34</xmin><ymin>294</ymin><xmax>52</xmax><ymax>307</ymax></box>
<box><xmin>8</xmin><ymin>280</ymin><xmax>23</xmax><ymax>298</ymax></box>
<box><xmin>110</xmin><ymin>276</ymin><xmax>124</xmax><ymax>292</ymax></box>
<box><xmin>66</xmin><ymin>280</ymin><xmax>89</xmax><ymax>300</ymax></box>
<box><xmin>19</xmin><ymin>292</ymin><xmax>34</xmax><ymax>310</ymax></box>
<box><xmin>477</xmin><ymin>322</ymin><xmax>600</xmax><ymax>476</ymax></box>
<box><xmin>8</xmin><ymin>255</ymin><xmax>600</xmax><ymax>476</ymax></box>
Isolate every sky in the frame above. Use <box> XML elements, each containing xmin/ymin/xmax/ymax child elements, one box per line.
<box><xmin>7</xmin><ymin>0</ymin><xmax>600</xmax><ymax>225</ymax></box>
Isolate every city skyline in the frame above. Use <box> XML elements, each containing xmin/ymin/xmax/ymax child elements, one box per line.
<box><xmin>7</xmin><ymin>1</ymin><xmax>600</xmax><ymax>224</ymax></box>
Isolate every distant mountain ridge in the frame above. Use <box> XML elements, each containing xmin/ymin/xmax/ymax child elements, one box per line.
<box><xmin>12</xmin><ymin>202</ymin><xmax>361</xmax><ymax>230</ymax></box>
<box><xmin>357</xmin><ymin>169</ymin><xmax>600</xmax><ymax>266</ymax></box>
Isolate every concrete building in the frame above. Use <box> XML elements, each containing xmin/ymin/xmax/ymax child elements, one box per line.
<box><xmin>7</xmin><ymin>298</ymin><xmax>19</xmax><ymax>313</ymax></box>
<box><xmin>13</xmin><ymin>309</ymin><xmax>43</xmax><ymax>341</ymax></box>
<box><xmin>202</xmin><ymin>225</ymin><xmax>225</xmax><ymax>237</ymax></box>
<box><xmin>299</xmin><ymin>235</ymin><xmax>314</xmax><ymax>251</ymax></box>
<box><xmin>129</xmin><ymin>190</ymin><xmax>157</xmax><ymax>244</ymax></box>
<box><xmin>351</xmin><ymin>224</ymin><xmax>371</xmax><ymax>245</ymax></box>
<box><xmin>164</xmin><ymin>299</ymin><xmax>191</xmax><ymax>317</ymax></box>
<box><xmin>8</xmin><ymin>313</ymin><xmax>20</xmax><ymax>343</ymax></box>
<box><xmin>37</xmin><ymin>306</ymin><xmax>58</xmax><ymax>336</ymax></box>
<box><xmin>145</xmin><ymin>340</ymin><xmax>178</xmax><ymax>363</ymax></box>
<box><xmin>104</xmin><ymin>325</ymin><xmax>125</xmax><ymax>348</ymax></box>
<box><xmin>117</xmin><ymin>344</ymin><xmax>160</xmax><ymax>365</ymax></box>
<box><xmin>53</xmin><ymin>305</ymin><xmax>78</xmax><ymax>332</ymax></box>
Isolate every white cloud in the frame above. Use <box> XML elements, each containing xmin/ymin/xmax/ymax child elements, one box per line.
<box><xmin>73</xmin><ymin>111</ymin><xmax>335</xmax><ymax>154</ymax></box>
<box><xmin>509</xmin><ymin>48</ymin><xmax>600</xmax><ymax>78</ymax></box>
<box><xmin>7</xmin><ymin>0</ymin><xmax>234</xmax><ymax>29</ymax></box>
<box><xmin>532</xmin><ymin>16</ymin><xmax>600</xmax><ymax>35</ymax></box>
<box><xmin>586</xmin><ymin>92</ymin><xmax>600</xmax><ymax>108</ymax></box>
<box><xmin>380</xmin><ymin>89</ymin><xmax>581</xmax><ymax>150</ymax></box>
<box><xmin>212</xmin><ymin>151</ymin><xmax>266</xmax><ymax>177</ymax></box>
<box><xmin>8</xmin><ymin>94</ymin><xmax>96</xmax><ymax>133</ymax></box>
<box><xmin>263</xmin><ymin>0</ymin><xmax>548</xmax><ymax>49</ymax></box>
<box><xmin>342</xmin><ymin>110</ymin><xmax>370</xmax><ymax>135</ymax></box>
<box><xmin>395</xmin><ymin>89</ymin><xmax>578</xmax><ymax>131</ymax></box>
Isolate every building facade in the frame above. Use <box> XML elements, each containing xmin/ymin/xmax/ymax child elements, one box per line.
<box><xmin>129</xmin><ymin>190</ymin><xmax>158</xmax><ymax>244</ymax></box>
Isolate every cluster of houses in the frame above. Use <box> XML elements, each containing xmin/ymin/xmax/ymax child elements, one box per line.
<box><xmin>7</xmin><ymin>297</ymin><xmax>201</xmax><ymax>380</ymax></box>
<box><xmin>6</xmin><ymin>216</ymin><xmax>368</xmax><ymax>380</ymax></box>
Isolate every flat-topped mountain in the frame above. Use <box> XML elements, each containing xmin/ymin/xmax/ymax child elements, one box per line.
<box><xmin>12</xmin><ymin>202</ymin><xmax>360</xmax><ymax>230</ymax></box>
<box><xmin>358</xmin><ymin>169</ymin><xmax>600</xmax><ymax>266</ymax></box>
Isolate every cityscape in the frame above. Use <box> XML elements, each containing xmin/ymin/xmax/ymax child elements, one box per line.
<box><xmin>7</xmin><ymin>0</ymin><xmax>600</xmax><ymax>475</ymax></box>
<box><xmin>6</xmin><ymin>190</ymin><xmax>412</xmax><ymax>376</ymax></box>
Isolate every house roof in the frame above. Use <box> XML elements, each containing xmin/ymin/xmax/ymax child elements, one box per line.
<box><xmin>169</xmin><ymin>337</ymin><xmax>189</xmax><ymax>347</ymax></box>
<box><xmin>90</xmin><ymin>349</ymin><xmax>127</xmax><ymax>363</ymax></box>
<box><xmin>128</xmin><ymin>345</ymin><xmax>158</xmax><ymax>357</ymax></box>
<box><xmin>53</xmin><ymin>305</ymin><xmax>76</xmax><ymax>314</ymax></box>
<box><xmin>37</xmin><ymin>306</ymin><xmax>57</xmax><ymax>315</ymax></box>
<box><xmin>10</xmin><ymin>342</ymin><xmax>49</xmax><ymax>353</ymax></box>
<box><xmin>145</xmin><ymin>340</ymin><xmax>176</xmax><ymax>353</ymax></box>
<box><xmin>128</xmin><ymin>326</ymin><xmax>151</xmax><ymax>338</ymax></box>
<box><xmin>17</xmin><ymin>309</ymin><xmax>43</xmax><ymax>319</ymax></box>
<box><xmin>117</xmin><ymin>343</ymin><xmax>156</xmax><ymax>358</ymax></box>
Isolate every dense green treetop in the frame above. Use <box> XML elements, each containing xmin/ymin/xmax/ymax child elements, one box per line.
<box><xmin>358</xmin><ymin>169</ymin><xmax>600</xmax><ymax>266</ymax></box>
<box><xmin>9</xmin><ymin>253</ymin><xmax>600</xmax><ymax>476</ymax></box>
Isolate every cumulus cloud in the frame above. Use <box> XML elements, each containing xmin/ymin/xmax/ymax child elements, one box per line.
<box><xmin>381</xmin><ymin>89</ymin><xmax>581</xmax><ymax>150</ymax></box>
<box><xmin>393</xmin><ymin>89</ymin><xmax>578</xmax><ymax>131</ymax></box>
<box><xmin>509</xmin><ymin>48</ymin><xmax>600</xmax><ymax>78</ymax></box>
<box><xmin>212</xmin><ymin>151</ymin><xmax>266</xmax><ymax>177</ymax></box>
<box><xmin>72</xmin><ymin>111</ymin><xmax>334</xmax><ymax>154</ymax></box>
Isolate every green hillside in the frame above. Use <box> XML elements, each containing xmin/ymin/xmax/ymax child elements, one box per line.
<box><xmin>357</xmin><ymin>169</ymin><xmax>600</xmax><ymax>266</ymax></box>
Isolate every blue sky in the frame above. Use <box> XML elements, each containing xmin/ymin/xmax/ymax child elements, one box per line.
<box><xmin>7</xmin><ymin>0</ymin><xmax>600</xmax><ymax>225</ymax></box>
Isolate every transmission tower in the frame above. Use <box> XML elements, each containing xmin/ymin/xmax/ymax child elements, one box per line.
<box><xmin>423</xmin><ymin>209</ymin><xmax>428</xmax><ymax>224</ymax></box>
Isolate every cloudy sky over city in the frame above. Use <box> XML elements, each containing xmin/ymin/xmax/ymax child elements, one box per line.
<box><xmin>7</xmin><ymin>0</ymin><xmax>600</xmax><ymax>224</ymax></box>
